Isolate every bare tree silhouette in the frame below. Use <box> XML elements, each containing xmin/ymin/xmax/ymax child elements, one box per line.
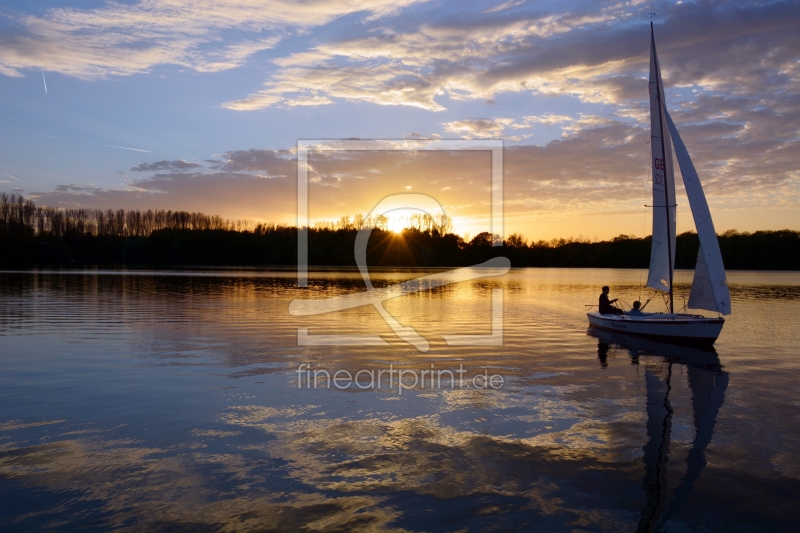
<box><xmin>1</xmin><ymin>193</ymin><xmax>798</xmax><ymax>269</ymax></box>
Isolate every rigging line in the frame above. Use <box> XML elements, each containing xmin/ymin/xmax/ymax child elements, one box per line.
<box><xmin>676</xmin><ymin>189</ymin><xmax>683</xmax><ymax>303</ymax></box>
<box><xmin>641</xmin><ymin>139</ymin><xmax>651</xmax><ymax>295</ymax></box>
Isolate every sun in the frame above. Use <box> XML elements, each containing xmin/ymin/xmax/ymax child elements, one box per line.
<box><xmin>385</xmin><ymin>209</ymin><xmax>415</xmax><ymax>233</ymax></box>
<box><xmin>386</xmin><ymin>215</ymin><xmax>405</xmax><ymax>233</ymax></box>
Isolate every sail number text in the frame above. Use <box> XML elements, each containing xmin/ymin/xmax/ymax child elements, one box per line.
<box><xmin>653</xmin><ymin>158</ymin><xmax>666</xmax><ymax>185</ymax></box>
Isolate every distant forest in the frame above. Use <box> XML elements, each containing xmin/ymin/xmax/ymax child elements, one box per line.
<box><xmin>1</xmin><ymin>193</ymin><xmax>798</xmax><ymax>270</ymax></box>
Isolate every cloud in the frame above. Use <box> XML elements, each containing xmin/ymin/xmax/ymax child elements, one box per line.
<box><xmin>209</xmin><ymin>149</ymin><xmax>296</xmax><ymax>176</ymax></box>
<box><xmin>27</xmin><ymin>80</ymin><xmax>800</xmax><ymax>218</ymax></box>
<box><xmin>224</xmin><ymin>60</ymin><xmax>449</xmax><ymax>111</ymax></box>
<box><xmin>221</xmin><ymin>0</ymin><xmax>800</xmax><ymax>115</ymax></box>
<box><xmin>403</xmin><ymin>132</ymin><xmax>441</xmax><ymax>140</ymax></box>
<box><xmin>285</xmin><ymin>94</ymin><xmax>334</xmax><ymax>107</ymax></box>
<box><xmin>443</xmin><ymin>117</ymin><xmax>515</xmax><ymax>139</ymax></box>
<box><xmin>2</xmin><ymin>1</ymin><xmax>795</xmax><ymax>242</ymax></box>
<box><xmin>442</xmin><ymin>114</ymin><xmax>580</xmax><ymax>140</ymax></box>
<box><xmin>131</xmin><ymin>160</ymin><xmax>204</xmax><ymax>172</ymax></box>
<box><xmin>483</xmin><ymin>0</ymin><xmax>525</xmax><ymax>15</ymax></box>
<box><xmin>27</xmin><ymin>114</ymin><xmax>799</xmax><ymax>237</ymax></box>
<box><xmin>519</xmin><ymin>114</ymin><xmax>574</xmax><ymax>127</ymax></box>
<box><xmin>0</xmin><ymin>0</ymin><xmax>431</xmax><ymax>79</ymax></box>
<box><xmin>29</xmin><ymin>171</ymin><xmax>299</xmax><ymax>224</ymax></box>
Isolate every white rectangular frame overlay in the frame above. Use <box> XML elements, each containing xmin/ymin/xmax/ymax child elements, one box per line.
<box><xmin>297</xmin><ymin>139</ymin><xmax>503</xmax><ymax>287</ymax></box>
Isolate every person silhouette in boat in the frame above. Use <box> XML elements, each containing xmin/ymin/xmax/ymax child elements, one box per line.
<box><xmin>627</xmin><ymin>300</ymin><xmax>644</xmax><ymax>316</ymax></box>
<box><xmin>599</xmin><ymin>286</ymin><xmax>623</xmax><ymax>315</ymax></box>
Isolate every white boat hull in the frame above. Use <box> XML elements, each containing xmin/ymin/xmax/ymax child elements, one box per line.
<box><xmin>586</xmin><ymin>312</ymin><xmax>724</xmax><ymax>345</ymax></box>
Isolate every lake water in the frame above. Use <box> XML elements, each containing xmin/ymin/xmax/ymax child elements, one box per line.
<box><xmin>1</xmin><ymin>268</ymin><xmax>799</xmax><ymax>532</ymax></box>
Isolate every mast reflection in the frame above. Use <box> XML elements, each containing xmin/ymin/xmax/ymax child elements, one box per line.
<box><xmin>588</xmin><ymin>328</ymin><xmax>728</xmax><ymax>533</ymax></box>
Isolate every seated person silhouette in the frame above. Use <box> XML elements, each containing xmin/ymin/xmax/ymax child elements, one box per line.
<box><xmin>627</xmin><ymin>300</ymin><xmax>644</xmax><ymax>316</ymax></box>
<box><xmin>599</xmin><ymin>286</ymin><xmax>623</xmax><ymax>315</ymax></box>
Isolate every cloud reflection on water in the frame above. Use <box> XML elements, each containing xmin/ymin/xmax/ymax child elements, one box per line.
<box><xmin>2</xmin><ymin>269</ymin><xmax>800</xmax><ymax>531</ymax></box>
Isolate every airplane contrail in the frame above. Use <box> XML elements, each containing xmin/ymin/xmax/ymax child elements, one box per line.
<box><xmin>41</xmin><ymin>68</ymin><xmax>47</xmax><ymax>93</ymax></box>
<box><xmin>87</xmin><ymin>142</ymin><xmax>150</xmax><ymax>153</ymax></box>
<box><xmin>29</xmin><ymin>133</ymin><xmax>56</xmax><ymax>139</ymax></box>
<box><xmin>1</xmin><ymin>172</ymin><xmax>22</xmax><ymax>182</ymax></box>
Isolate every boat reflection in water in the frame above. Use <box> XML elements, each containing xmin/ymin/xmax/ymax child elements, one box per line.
<box><xmin>589</xmin><ymin>327</ymin><xmax>728</xmax><ymax>533</ymax></box>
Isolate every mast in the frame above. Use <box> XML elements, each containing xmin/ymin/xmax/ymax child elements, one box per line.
<box><xmin>651</xmin><ymin>22</ymin><xmax>674</xmax><ymax>314</ymax></box>
<box><xmin>637</xmin><ymin>361</ymin><xmax>674</xmax><ymax>532</ymax></box>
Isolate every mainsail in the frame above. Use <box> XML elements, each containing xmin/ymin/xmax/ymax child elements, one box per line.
<box><xmin>665</xmin><ymin>110</ymin><xmax>732</xmax><ymax>315</ymax></box>
<box><xmin>646</xmin><ymin>24</ymin><xmax>677</xmax><ymax>295</ymax></box>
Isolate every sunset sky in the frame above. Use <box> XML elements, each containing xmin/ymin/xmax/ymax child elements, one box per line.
<box><xmin>1</xmin><ymin>0</ymin><xmax>798</xmax><ymax>241</ymax></box>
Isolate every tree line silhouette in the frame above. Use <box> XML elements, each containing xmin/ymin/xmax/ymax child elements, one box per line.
<box><xmin>1</xmin><ymin>193</ymin><xmax>798</xmax><ymax>269</ymax></box>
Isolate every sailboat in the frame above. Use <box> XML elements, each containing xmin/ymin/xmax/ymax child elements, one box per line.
<box><xmin>587</xmin><ymin>23</ymin><xmax>732</xmax><ymax>345</ymax></box>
